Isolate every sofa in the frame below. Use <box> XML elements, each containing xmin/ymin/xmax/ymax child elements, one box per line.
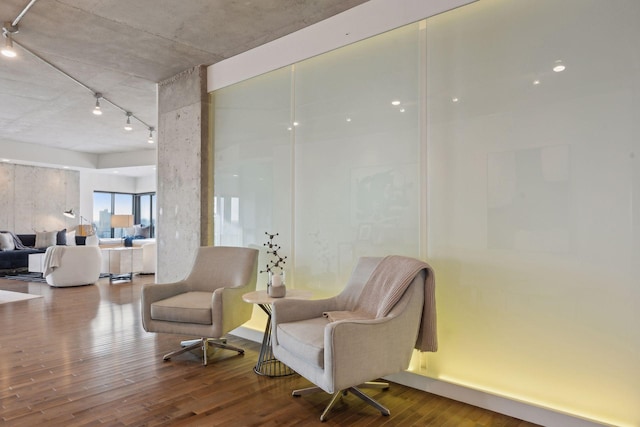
<box><xmin>0</xmin><ymin>230</ymin><xmax>86</xmax><ymax>275</ymax></box>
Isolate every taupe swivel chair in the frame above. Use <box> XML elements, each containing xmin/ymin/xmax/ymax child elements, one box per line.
<box><xmin>272</xmin><ymin>256</ymin><xmax>437</xmax><ymax>421</ymax></box>
<box><xmin>142</xmin><ymin>246</ymin><xmax>258</xmax><ymax>365</ymax></box>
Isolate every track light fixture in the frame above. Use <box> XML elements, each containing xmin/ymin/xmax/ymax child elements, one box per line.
<box><xmin>147</xmin><ymin>127</ymin><xmax>155</xmax><ymax>144</ymax></box>
<box><xmin>124</xmin><ymin>112</ymin><xmax>133</xmax><ymax>131</ymax></box>
<box><xmin>2</xmin><ymin>21</ymin><xmax>18</xmax><ymax>58</ymax></box>
<box><xmin>93</xmin><ymin>93</ymin><xmax>102</xmax><ymax>115</ymax></box>
<box><xmin>1</xmin><ymin>33</ymin><xmax>16</xmax><ymax>58</ymax></box>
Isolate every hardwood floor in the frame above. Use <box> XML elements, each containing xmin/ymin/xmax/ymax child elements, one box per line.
<box><xmin>0</xmin><ymin>275</ymin><xmax>540</xmax><ymax>426</ymax></box>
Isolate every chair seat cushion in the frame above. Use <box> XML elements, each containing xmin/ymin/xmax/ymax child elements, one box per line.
<box><xmin>277</xmin><ymin>317</ymin><xmax>328</xmax><ymax>369</ymax></box>
<box><xmin>151</xmin><ymin>291</ymin><xmax>212</xmax><ymax>325</ymax></box>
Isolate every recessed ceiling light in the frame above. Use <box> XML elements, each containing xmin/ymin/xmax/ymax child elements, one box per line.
<box><xmin>346</xmin><ymin>117</ymin><xmax>352</xmax><ymax>122</ymax></box>
<box><xmin>293</xmin><ymin>121</ymin><xmax>299</xmax><ymax>127</ymax></box>
<box><xmin>553</xmin><ymin>60</ymin><xmax>565</xmax><ymax>72</ymax></box>
<box><xmin>400</xmin><ymin>108</ymin><xmax>405</xmax><ymax>113</ymax></box>
<box><xmin>533</xmin><ymin>80</ymin><xmax>541</xmax><ymax>85</ymax></box>
<box><xmin>452</xmin><ymin>97</ymin><xmax>459</xmax><ymax>103</ymax></box>
<box><xmin>391</xmin><ymin>100</ymin><xmax>401</xmax><ymax>106</ymax></box>
<box><xmin>287</xmin><ymin>127</ymin><xmax>292</xmax><ymax>131</ymax></box>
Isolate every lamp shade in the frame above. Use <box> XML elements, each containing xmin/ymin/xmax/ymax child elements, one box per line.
<box><xmin>111</xmin><ymin>214</ymin><xmax>133</xmax><ymax>228</ymax></box>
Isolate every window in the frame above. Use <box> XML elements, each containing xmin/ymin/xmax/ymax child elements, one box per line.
<box><xmin>93</xmin><ymin>191</ymin><xmax>155</xmax><ymax>238</ymax></box>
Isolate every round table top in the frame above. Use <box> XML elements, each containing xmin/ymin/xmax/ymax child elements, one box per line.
<box><xmin>242</xmin><ymin>289</ymin><xmax>312</xmax><ymax>305</ymax></box>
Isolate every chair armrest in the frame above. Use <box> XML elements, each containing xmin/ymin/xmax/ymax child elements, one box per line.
<box><xmin>272</xmin><ymin>297</ymin><xmax>339</xmax><ymax>325</ymax></box>
<box><xmin>141</xmin><ymin>281</ymin><xmax>190</xmax><ymax>305</ymax></box>
<box><xmin>325</xmin><ymin>313</ymin><xmax>417</xmax><ymax>391</ymax></box>
<box><xmin>212</xmin><ymin>280</ymin><xmax>258</xmax><ymax>334</ymax></box>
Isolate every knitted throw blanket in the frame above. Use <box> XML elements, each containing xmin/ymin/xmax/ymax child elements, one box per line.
<box><xmin>323</xmin><ymin>255</ymin><xmax>437</xmax><ymax>352</ymax></box>
<box><xmin>43</xmin><ymin>246</ymin><xmax>65</xmax><ymax>277</ymax></box>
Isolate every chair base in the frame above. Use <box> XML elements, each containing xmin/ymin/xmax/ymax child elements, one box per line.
<box><xmin>293</xmin><ymin>382</ymin><xmax>390</xmax><ymax>422</ymax></box>
<box><xmin>162</xmin><ymin>337</ymin><xmax>244</xmax><ymax>366</ymax></box>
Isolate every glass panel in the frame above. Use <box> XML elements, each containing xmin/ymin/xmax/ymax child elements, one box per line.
<box><xmin>93</xmin><ymin>192</ymin><xmax>111</xmax><ymax>238</ymax></box>
<box><xmin>212</xmin><ymin>66</ymin><xmax>292</xmax><ymax>283</ymax></box>
<box><xmin>114</xmin><ymin>194</ymin><xmax>133</xmax><ymax>215</ymax></box>
<box><xmin>139</xmin><ymin>194</ymin><xmax>151</xmax><ymax>226</ymax></box>
<box><xmin>425</xmin><ymin>1</ymin><xmax>640</xmax><ymax>424</ymax></box>
<box><xmin>293</xmin><ymin>23</ymin><xmax>422</xmax><ymax>295</ymax></box>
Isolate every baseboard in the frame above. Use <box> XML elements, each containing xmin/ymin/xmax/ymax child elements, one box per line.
<box><xmin>383</xmin><ymin>371</ymin><xmax>608</xmax><ymax>427</ymax></box>
<box><xmin>230</xmin><ymin>326</ymin><xmax>608</xmax><ymax>427</ymax></box>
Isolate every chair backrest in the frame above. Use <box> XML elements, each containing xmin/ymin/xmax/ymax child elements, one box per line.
<box><xmin>186</xmin><ymin>246</ymin><xmax>259</xmax><ymax>292</ymax></box>
<box><xmin>334</xmin><ymin>257</ymin><xmax>384</xmax><ymax>311</ymax></box>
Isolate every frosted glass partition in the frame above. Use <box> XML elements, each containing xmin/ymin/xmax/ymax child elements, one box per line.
<box><xmin>213</xmin><ymin>24</ymin><xmax>422</xmax><ymax>295</ymax></box>
<box><xmin>212</xmin><ymin>1</ymin><xmax>639</xmax><ymax>425</ymax></box>
<box><xmin>213</xmin><ymin>67</ymin><xmax>292</xmax><ymax>260</ymax></box>
<box><xmin>293</xmin><ymin>24</ymin><xmax>422</xmax><ymax>294</ymax></box>
<box><xmin>426</xmin><ymin>1</ymin><xmax>639</xmax><ymax>425</ymax></box>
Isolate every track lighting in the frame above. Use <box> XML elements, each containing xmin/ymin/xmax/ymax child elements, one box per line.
<box><xmin>1</xmin><ymin>12</ymin><xmax>157</xmax><ymax>144</ymax></box>
<box><xmin>124</xmin><ymin>112</ymin><xmax>133</xmax><ymax>130</ymax></box>
<box><xmin>93</xmin><ymin>93</ymin><xmax>102</xmax><ymax>115</ymax></box>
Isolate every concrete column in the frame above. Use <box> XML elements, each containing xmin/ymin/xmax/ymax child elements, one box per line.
<box><xmin>156</xmin><ymin>65</ymin><xmax>213</xmax><ymax>283</ymax></box>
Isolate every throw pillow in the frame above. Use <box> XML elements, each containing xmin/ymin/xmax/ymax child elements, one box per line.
<box><xmin>0</xmin><ymin>232</ymin><xmax>15</xmax><ymax>251</ymax></box>
<box><xmin>34</xmin><ymin>230</ymin><xmax>58</xmax><ymax>249</ymax></box>
<box><xmin>134</xmin><ymin>224</ymin><xmax>151</xmax><ymax>239</ymax></box>
<box><xmin>56</xmin><ymin>229</ymin><xmax>67</xmax><ymax>245</ymax></box>
<box><xmin>66</xmin><ymin>230</ymin><xmax>76</xmax><ymax>246</ymax></box>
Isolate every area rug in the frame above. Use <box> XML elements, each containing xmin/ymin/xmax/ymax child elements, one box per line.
<box><xmin>3</xmin><ymin>272</ymin><xmax>47</xmax><ymax>283</ymax></box>
<box><xmin>0</xmin><ymin>290</ymin><xmax>43</xmax><ymax>305</ymax></box>
<box><xmin>3</xmin><ymin>272</ymin><xmax>109</xmax><ymax>283</ymax></box>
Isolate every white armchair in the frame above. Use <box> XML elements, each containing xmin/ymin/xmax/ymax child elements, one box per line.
<box><xmin>272</xmin><ymin>256</ymin><xmax>436</xmax><ymax>421</ymax></box>
<box><xmin>44</xmin><ymin>246</ymin><xmax>102</xmax><ymax>287</ymax></box>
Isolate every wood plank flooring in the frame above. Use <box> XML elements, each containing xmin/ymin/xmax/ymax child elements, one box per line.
<box><xmin>0</xmin><ymin>275</ymin><xmax>540</xmax><ymax>426</ymax></box>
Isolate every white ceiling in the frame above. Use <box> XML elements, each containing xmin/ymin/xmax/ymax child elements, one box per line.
<box><xmin>0</xmin><ymin>0</ymin><xmax>367</xmax><ymax>175</ymax></box>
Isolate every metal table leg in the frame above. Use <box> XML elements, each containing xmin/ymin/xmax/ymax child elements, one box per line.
<box><xmin>253</xmin><ymin>303</ymin><xmax>294</xmax><ymax>377</ymax></box>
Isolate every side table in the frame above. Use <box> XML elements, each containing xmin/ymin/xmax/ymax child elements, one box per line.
<box><xmin>242</xmin><ymin>289</ymin><xmax>312</xmax><ymax>377</ymax></box>
<box><xmin>28</xmin><ymin>253</ymin><xmax>45</xmax><ymax>275</ymax></box>
<box><xmin>101</xmin><ymin>247</ymin><xmax>143</xmax><ymax>282</ymax></box>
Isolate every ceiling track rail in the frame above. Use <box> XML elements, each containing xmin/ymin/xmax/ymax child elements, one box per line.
<box><xmin>3</xmin><ymin>0</ymin><xmax>155</xmax><ymax>134</ymax></box>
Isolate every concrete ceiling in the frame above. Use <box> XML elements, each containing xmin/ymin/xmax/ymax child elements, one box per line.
<box><xmin>0</xmin><ymin>0</ymin><xmax>367</xmax><ymax>175</ymax></box>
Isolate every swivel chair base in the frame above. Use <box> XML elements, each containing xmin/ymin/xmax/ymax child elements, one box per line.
<box><xmin>293</xmin><ymin>381</ymin><xmax>390</xmax><ymax>421</ymax></box>
<box><xmin>163</xmin><ymin>338</ymin><xmax>244</xmax><ymax>366</ymax></box>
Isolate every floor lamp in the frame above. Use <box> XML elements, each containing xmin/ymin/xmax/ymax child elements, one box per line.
<box><xmin>63</xmin><ymin>209</ymin><xmax>93</xmax><ymax>236</ymax></box>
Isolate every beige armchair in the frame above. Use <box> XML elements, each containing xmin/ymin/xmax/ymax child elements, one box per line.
<box><xmin>272</xmin><ymin>256</ymin><xmax>436</xmax><ymax>421</ymax></box>
<box><xmin>141</xmin><ymin>246</ymin><xmax>259</xmax><ymax>365</ymax></box>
